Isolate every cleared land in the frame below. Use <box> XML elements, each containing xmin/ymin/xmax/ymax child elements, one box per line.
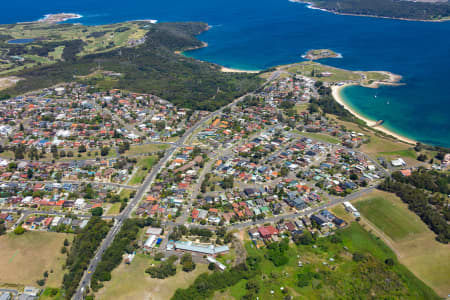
<box><xmin>352</xmin><ymin>190</ymin><xmax>450</xmax><ymax>297</ymax></box>
<box><xmin>96</xmin><ymin>254</ymin><xmax>208</xmax><ymax>300</ymax></box>
<box><xmin>0</xmin><ymin>231</ymin><xmax>73</xmax><ymax>287</ymax></box>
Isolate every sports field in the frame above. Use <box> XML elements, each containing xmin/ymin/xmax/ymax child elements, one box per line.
<box><xmin>353</xmin><ymin>190</ymin><xmax>450</xmax><ymax>297</ymax></box>
<box><xmin>354</xmin><ymin>192</ymin><xmax>426</xmax><ymax>241</ymax></box>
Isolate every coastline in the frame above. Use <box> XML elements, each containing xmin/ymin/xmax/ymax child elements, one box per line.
<box><xmin>289</xmin><ymin>0</ymin><xmax>450</xmax><ymax>23</ymax></box>
<box><xmin>331</xmin><ymin>84</ymin><xmax>416</xmax><ymax>145</ymax></box>
<box><xmin>177</xmin><ymin>40</ymin><xmax>261</xmax><ymax>73</ymax></box>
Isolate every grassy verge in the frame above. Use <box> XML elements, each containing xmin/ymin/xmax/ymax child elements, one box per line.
<box><xmin>125</xmin><ymin>144</ymin><xmax>169</xmax><ymax>156</ymax></box>
<box><xmin>129</xmin><ymin>155</ymin><xmax>159</xmax><ymax>185</ymax></box>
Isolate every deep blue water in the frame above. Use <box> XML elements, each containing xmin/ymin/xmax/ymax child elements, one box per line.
<box><xmin>1</xmin><ymin>0</ymin><xmax>449</xmax><ymax>147</ymax></box>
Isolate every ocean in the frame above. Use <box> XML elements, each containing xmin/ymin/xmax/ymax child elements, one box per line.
<box><xmin>2</xmin><ymin>0</ymin><xmax>450</xmax><ymax>147</ymax></box>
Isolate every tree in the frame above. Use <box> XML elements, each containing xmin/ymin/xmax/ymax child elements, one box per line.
<box><xmin>417</xmin><ymin>154</ymin><xmax>427</xmax><ymax>162</ymax></box>
<box><xmin>36</xmin><ymin>279</ymin><xmax>45</xmax><ymax>286</ymax></box>
<box><xmin>91</xmin><ymin>207</ymin><xmax>103</xmax><ymax>216</ymax></box>
<box><xmin>294</xmin><ymin>231</ymin><xmax>313</xmax><ymax>245</ymax></box>
<box><xmin>27</xmin><ymin>168</ymin><xmax>34</xmax><ymax>179</ymax></box>
<box><xmin>64</xmin><ymin>238</ymin><xmax>70</xmax><ymax>247</ymax></box>
<box><xmin>78</xmin><ymin>144</ymin><xmax>87</xmax><ymax>153</ymax></box>
<box><xmin>352</xmin><ymin>252</ymin><xmax>365</xmax><ymax>262</ymax></box>
<box><xmin>154</xmin><ymin>252</ymin><xmax>164</xmax><ymax>261</ymax></box>
<box><xmin>280</xmin><ymin>166</ymin><xmax>289</xmax><ymax>177</ymax></box>
<box><xmin>101</xmin><ymin>146</ymin><xmax>110</xmax><ymax>156</ymax></box>
<box><xmin>0</xmin><ymin>220</ymin><xmax>6</xmax><ymax>235</ymax></box>
<box><xmin>385</xmin><ymin>258</ymin><xmax>395</xmax><ymax>267</ymax></box>
<box><xmin>14</xmin><ymin>225</ymin><xmax>25</xmax><ymax>235</ymax></box>
<box><xmin>156</xmin><ymin>120</ymin><xmax>166</xmax><ymax>131</ymax></box>
<box><xmin>181</xmin><ymin>253</ymin><xmax>196</xmax><ymax>272</ymax></box>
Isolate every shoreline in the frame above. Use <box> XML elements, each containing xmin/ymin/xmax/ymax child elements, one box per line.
<box><xmin>331</xmin><ymin>84</ymin><xmax>416</xmax><ymax>145</ymax></box>
<box><xmin>177</xmin><ymin>40</ymin><xmax>261</xmax><ymax>74</ymax></box>
<box><xmin>220</xmin><ymin>67</ymin><xmax>260</xmax><ymax>73</ymax></box>
<box><xmin>289</xmin><ymin>0</ymin><xmax>450</xmax><ymax>23</ymax></box>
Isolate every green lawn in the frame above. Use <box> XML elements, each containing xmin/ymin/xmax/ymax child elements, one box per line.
<box><xmin>296</xmin><ymin>131</ymin><xmax>341</xmax><ymax>144</ymax></box>
<box><xmin>286</xmin><ymin>62</ymin><xmax>361</xmax><ymax>83</ymax></box>
<box><xmin>106</xmin><ymin>202</ymin><xmax>121</xmax><ymax>215</ymax></box>
<box><xmin>354</xmin><ymin>195</ymin><xmax>427</xmax><ymax>241</ymax></box>
<box><xmin>39</xmin><ymin>287</ymin><xmax>64</xmax><ymax>300</ymax></box>
<box><xmin>129</xmin><ymin>155</ymin><xmax>159</xmax><ymax>185</ymax></box>
<box><xmin>378</xmin><ymin>149</ymin><xmax>417</xmax><ymax>159</ymax></box>
<box><xmin>366</xmin><ymin>71</ymin><xmax>390</xmax><ymax>81</ymax></box>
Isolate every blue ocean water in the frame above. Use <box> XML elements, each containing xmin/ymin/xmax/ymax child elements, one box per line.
<box><xmin>1</xmin><ymin>0</ymin><xmax>449</xmax><ymax>146</ymax></box>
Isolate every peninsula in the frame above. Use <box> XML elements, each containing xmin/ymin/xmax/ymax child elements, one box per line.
<box><xmin>290</xmin><ymin>0</ymin><xmax>450</xmax><ymax>21</ymax></box>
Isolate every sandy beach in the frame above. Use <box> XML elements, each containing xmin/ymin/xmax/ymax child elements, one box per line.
<box><xmin>331</xmin><ymin>84</ymin><xmax>416</xmax><ymax>145</ymax></box>
<box><xmin>221</xmin><ymin>67</ymin><xmax>260</xmax><ymax>73</ymax></box>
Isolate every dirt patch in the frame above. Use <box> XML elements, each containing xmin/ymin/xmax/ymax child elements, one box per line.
<box><xmin>0</xmin><ymin>76</ymin><xmax>22</xmax><ymax>91</ymax></box>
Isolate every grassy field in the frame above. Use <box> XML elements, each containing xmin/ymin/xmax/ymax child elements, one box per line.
<box><xmin>0</xmin><ymin>231</ymin><xmax>73</xmax><ymax>287</ymax></box>
<box><xmin>352</xmin><ymin>190</ymin><xmax>450</xmax><ymax>297</ymax></box>
<box><xmin>354</xmin><ymin>192</ymin><xmax>427</xmax><ymax>241</ymax></box>
<box><xmin>378</xmin><ymin>149</ymin><xmax>417</xmax><ymax>159</ymax></box>
<box><xmin>129</xmin><ymin>155</ymin><xmax>159</xmax><ymax>185</ymax></box>
<box><xmin>296</xmin><ymin>131</ymin><xmax>341</xmax><ymax>144</ymax></box>
<box><xmin>365</xmin><ymin>71</ymin><xmax>390</xmax><ymax>81</ymax></box>
<box><xmin>294</xmin><ymin>103</ymin><xmax>309</xmax><ymax>114</ymax></box>
<box><xmin>95</xmin><ymin>254</ymin><xmax>208</xmax><ymax>300</ymax></box>
<box><xmin>218</xmin><ymin>222</ymin><xmax>438</xmax><ymax>300</ymax></box>
<box><xmin>106</xmin><ymin>202</ymin><xmax>121</xmax><ymax>215</ymax></box>
<box><xmin>125</xmin><ymin>143</ymin><xmax>169</xmax><ymax>156</ymax></box>
<box><xmin>285</xmin><ymin>62</ymin><xmax>361</xmax><ymax>83</ymax></box>
<box><xmin>39</xmin><ymin>287</ymin><xmax>64</xmax><ymax>300</ymax></box>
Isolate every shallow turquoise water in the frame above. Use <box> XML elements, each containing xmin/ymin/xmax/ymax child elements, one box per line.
<box><xmin>1</xmin><ymin>0</ymin><xmax>449</xmax><ymax>146</ymax></box>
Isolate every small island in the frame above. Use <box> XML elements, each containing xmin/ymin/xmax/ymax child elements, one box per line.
<box><xmin>37</xmin><ymin>13</ymin><xmax>82</xmax><ymax>24</ymax></box>
<box><xmin>302</xmin><ymin>49</ymin><xmax>342</xmax><ymax>60</ymax></box>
